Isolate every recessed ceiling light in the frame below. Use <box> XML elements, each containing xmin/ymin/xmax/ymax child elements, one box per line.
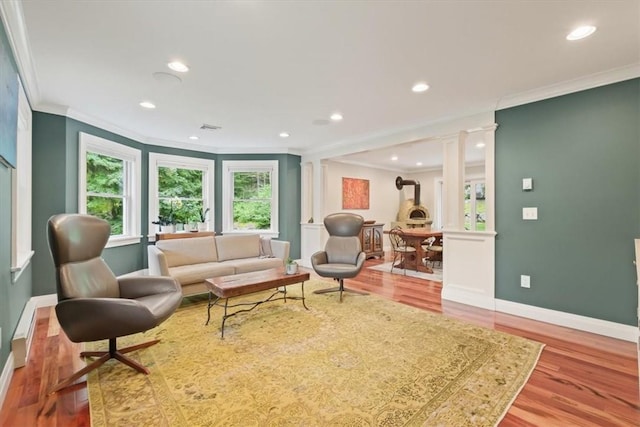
<box><xmin>167</xmin><ymin>61</ymin><xmax>189</xmax><ymax>72</ymax></box>
<box><xmin>566</xmin><ymin>25</ymin><xmax>597</xmax><ymax>41</ymax></box>
<box><xmin>189</xmin><ymin>135</ymin><xmax>199</xmax><ymax>140</ymax></box>
<box><xmin>391</xmin><ymin>155</ymin><xmax>398</xmax><ymax>161</ymax></box>
<box><xmin>330</xmin><ymin>113</ymin><xmax>343</xmax><ymax>121</ymax></box>
<box><xmin>139</xmin><ymin>101</ymin><xmax>156</xmax><ymax>109</ymax></box>
<box><xmin>412</xmin><ymin>82</ymin><xmax>430</xmax><ymax>93</ymax></box>
<box><xmin>416</xmin><ymin>162</ymin><xmax>423</xmax><ymax>166</ymax></box>
<box><xmin>279</xmin><ymin>132</ymin><xmax>290</xmax><ymax>138</ymax></box>
<box><xmin>476</xmin><ymin>142</ymin><xmax>486</xmax><ymax>148</ymax></box>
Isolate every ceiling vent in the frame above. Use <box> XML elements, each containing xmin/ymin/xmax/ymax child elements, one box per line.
<box><xmin>200</xmin><ymin>123</ymin><xmax>221</xmax><ymax>131</ymax></box>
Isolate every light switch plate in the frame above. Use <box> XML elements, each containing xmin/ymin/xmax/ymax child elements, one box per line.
<box><xmin>522</xmin><ymin>178</ymin><xmax>533</xmax><ymax>191</ymax></box>
<box><xmin>522</xmin><ymin>207</ymin><xmax>538</xmax><ymax>220</ymax></box>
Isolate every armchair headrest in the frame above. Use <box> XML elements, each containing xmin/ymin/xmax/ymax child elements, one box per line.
<box><xmin>48</xmin><ymin>214</ymin><xmax>110</xmax><ymax>266</ymax></box>
<box><xmin>324</xmin><ymin>213</ymin><xmax>364</xmax><ymax>237</ymax></box>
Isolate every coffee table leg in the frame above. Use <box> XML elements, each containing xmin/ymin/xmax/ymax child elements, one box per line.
<box><xmin>220</xmin><ymin>298</ymin><xmax>229</xmax><ymax>339</ymax></box>
<box><xmin>283</xmin><ymin>285</ymin><xmax>287</xmax><ymax>303</ymax></box>
<box><xmin>206</xmin><ymin>292</ymin><xmax>220</xmax><ymax>326</ymax></box>
<box><xmin>301</xmin><ymin>281</ymin><xmax>309</xmax><ymax>310</ymax></box>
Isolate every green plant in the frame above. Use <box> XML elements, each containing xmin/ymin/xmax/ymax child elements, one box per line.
<box><xmin>199</xmin><ymin>207</ymin><xmax>210</xmax><ymax>223</ymax></box>
<box><xmin>285</xmin><ymin>257</ymin><xmax>297</xmax><ymax>265</ymax></box>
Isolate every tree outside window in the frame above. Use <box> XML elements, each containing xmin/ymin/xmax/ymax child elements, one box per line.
<box><xmin>464</xmin><ymin>181</ymin><xmax>486</xmax><ymax>231</ymax></box>
<box><xmin>158</xmin><ymin>166</ymin><xmax>204</xmax><ymax>225</ymax></box>
<box><xmin>222</xmin><ymin>160</ymin><xmax>278</xmax><ymax>235</ymax></box>
<box><xmin>86</xmin><ymin>152</ymin><xmax>124</xmax><ymax>234</ymax></box>
<box><xmin>232</xmin><ymin>171</ymin><xmax>271</xmax><ymax>230</ymax></box>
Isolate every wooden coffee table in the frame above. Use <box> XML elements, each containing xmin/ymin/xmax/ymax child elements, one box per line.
<box><xmin>205</xmin><ymin>267</ymin><xmax>310</xmax><ymax>338</ymax></box>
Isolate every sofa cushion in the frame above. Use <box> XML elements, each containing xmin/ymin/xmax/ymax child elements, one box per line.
<box><xmin>156</xmin><ymin>236</ymin><xmax>218</xmax><ymax>268</ymax></box>
<box><xmin>168</xmin><ymin>262</ymin><xmax>235</xmax><ymax>286</ymax></box>
<box><xmin>215</xmin><ymin>234</ymin><xmax>261</xmax><ymax>261</ymax></box>
<box><xmin>229</xmin><ymin>257</ymin><xmax>284</xmax><ymax>274</ymax></box>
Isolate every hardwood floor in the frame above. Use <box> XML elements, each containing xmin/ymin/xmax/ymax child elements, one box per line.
<box><xmin>1</xmin><ymin>255</ymin><xmax>638</xmax><ymax>426</ymax></box>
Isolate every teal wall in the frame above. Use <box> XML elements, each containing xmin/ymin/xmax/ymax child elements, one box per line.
<box><xmin>0</xmin><ymin>20</ymin><xmax>31</xmax><ymax>374</ymax></box>
<box><xmin>0</xmin><ymin>16</ymin><xmax>18</xmax><ymax>167</ymax></box>
<box><xmin>495</xmin><ymin>78</ymin><xmax>640</xmax><ymax>326</ymax></box>
<box><xmin>31</xmin><ymin>113</ymin><xmax>302</xmax><ymax>296</ymax></box>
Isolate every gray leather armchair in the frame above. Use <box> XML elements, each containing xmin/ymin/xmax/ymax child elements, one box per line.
<box><xmin>47</xmin><ymin>214</ymin><xmax>182</xmax><ymax>394</ymax></box>
<box><xmin>311</xmin><ymin>213</ymin><xmax>368</xmax><ymax>302</ymax></box>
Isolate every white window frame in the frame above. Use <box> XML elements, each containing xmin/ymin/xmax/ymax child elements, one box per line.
<box><xmin>79</xmin><ymin>132</ymin><xmax>142</xmax><ymax>248</ymax></box>
<box><xmin>11</xmin><ymin>79</ymin><xmax>33</xmax><ymax>282</ymax></box>
<box><xmin>465</xmin><ymin>178</ymin><xmax>486</xmax><ymax>231</ymax></box>
<box><xmin>222</xmin><ymin>160</ymin><xmax>279</xmax><ymax>237</ymax></box>
<box><xmin>148</xmin><ymin>153</ymin><xmax>215</xmax><ymax>239</ymax></box>
<box><xmin>434</xmin><ymin>174</ymin><xmax>485</xmax><ymax>231</ymax></box>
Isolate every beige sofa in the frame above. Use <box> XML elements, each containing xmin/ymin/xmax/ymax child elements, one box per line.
<box><xmin>147</xmin><ymin>234</ymin><xmax>290</xmax><ymax>296</ymax></box>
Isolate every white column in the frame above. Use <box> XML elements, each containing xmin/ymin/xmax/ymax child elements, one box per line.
<box><xmin>442</xmin><ymin>131</ymin><xmax>466</xmax><ymax>231</ymax></box>
<box><xmin>301</xmin><ymin>162</ymin><xmax>313</xmax><ymax>223</ymax></box>
<box><xmin>483</xmin><ymin>124</ymin><xmax>497</xmax><ymax>232</ymax></box>
<box><xmin>300</xmin><ymin>159</ymin><xmax>328</xmax><ymax>267</ymax></box>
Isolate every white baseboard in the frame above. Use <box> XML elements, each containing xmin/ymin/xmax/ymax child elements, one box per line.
<box><xmin>495</xmin><ymin>299</ymin><xmax>639</xmax><ymax>343</ymax></box>
<box><xmin>0</xmin><ymin>352</ymin><xmax>14</xmax><ymax>412</ymax></box>
<box><xmin>31</xmin><ymin>293</ymin><xmax>57</xmax><ymax>308</ymax></box>
<box><xmin>441</xmin><ymin>286</ymin><xmax>637</xmax><ymax>343</ymax></box>
<box><xmin>441</xmin><ymin>284</ymin><xmax>496</xmax><ymax>311</ymax></box>
<box><xmin>12</xmin><ymin>294</ymin><xmax>57</xmax><ymax>369</ymax></box>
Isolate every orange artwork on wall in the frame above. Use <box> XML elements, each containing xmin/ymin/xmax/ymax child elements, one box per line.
<box><xmin>342</xmin><ymin>177</ymin><xmax>369</xmax><ymax>209</ymax></box>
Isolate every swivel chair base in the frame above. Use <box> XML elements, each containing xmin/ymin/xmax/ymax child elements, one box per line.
<box><xmin>313</xmin><ymin>278</ymin><xmax>368</xmax><ymax>302</ymax></box>
<box><xmin>49</xmin><ymin>337</ymin><xmax>160</xmax><ymax>394</ymax></box>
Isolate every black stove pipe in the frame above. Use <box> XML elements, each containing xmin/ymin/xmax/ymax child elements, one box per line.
<box><xmin>395</xmin><ymin>176</ymin><xmax>421</xmax><ymax>206</ymax></box>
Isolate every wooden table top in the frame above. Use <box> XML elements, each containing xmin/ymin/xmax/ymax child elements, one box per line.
<box><xmin>205</xmin><ymin>267</ymin><xmax>310</xmax><ymax>298</ymax></box>
<box><xmin>384</xmin><ymin>228</ymin><xmax>443</xmax><ymax>239</ymax></box>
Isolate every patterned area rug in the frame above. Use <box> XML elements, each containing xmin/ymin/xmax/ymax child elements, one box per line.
<box><xmin>368</xmin><ymin>262</ymin><xmax>443</xmax><ymax>282</ymax></box>
<box><xmin>87</xmin><ymin>280</ymin><xmax>543</xmax><ymax>426</ymax></box>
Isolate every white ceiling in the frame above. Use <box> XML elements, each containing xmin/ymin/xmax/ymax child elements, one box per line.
<box><xmin>6</xmin><ymin>1</ymin><xmax>640</xmax><ymax>171</ymax></box>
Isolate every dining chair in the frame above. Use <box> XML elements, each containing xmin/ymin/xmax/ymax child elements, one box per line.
<box><xmin>388</xmin><ymin>226</ymin><xmax>417</xmax><ymax>275</ymax></box>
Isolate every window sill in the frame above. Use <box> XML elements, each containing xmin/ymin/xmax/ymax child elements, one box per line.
<box><xmin>11</xmin><ymin>250</ymin><xmax>35</xmax><ymax>283</ymax></box>
<box><xmin>222</xmin><ymin>229</ymin><xmax>279</xmax><ymax>239</ymax></box>
<box><xmin>106</xmin><ymin>235</ymin><xmax>142</xmax><ymax>248</ymax></box>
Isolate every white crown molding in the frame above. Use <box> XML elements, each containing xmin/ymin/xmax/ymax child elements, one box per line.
<box><xmin>0</xmin><ymin>0</ymin><xmax>40</xmax><ymax>106</ymax></box>
<box><xmin>302</xmin><ymin>111</ymin><xmax>495</xmax><ymax>163</ymax></box>
<box><xmin>34</xmin><ymin>103</ymin><xmax>304</xmax><ymax>156</ymax></box>
<box><xmin>497</xmin><ymin>63</ymin><xmax>640</xmax><ymax>110</ymax></box>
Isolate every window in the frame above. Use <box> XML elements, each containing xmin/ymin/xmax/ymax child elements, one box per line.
<box><xmin>79</xmin><ymin>133</ymin><xmax>142</xmax><ymax>247</ymax></box>
<box><xmin>222</xmin><ymin>160</ymin><xmax>279</xmax><ymax>236</ymax></box>
<box><xmin>464</xmin><ymin>179</ymin><xmax>486</xmax><ymax>231</ymax></box>
<box><xmin>434</xmin><ymin>177</ymin><xmax>486</xmax><ymax>231</ymax></box>
<box><xmin>148</xmin><ymin>153</ymin><xmax>214</xmax><ymax>235</ymax></box>
<box><xmin>11</xmin><ymin>80</ymin><xmax>33</xmax><ymax>282</ymax></box>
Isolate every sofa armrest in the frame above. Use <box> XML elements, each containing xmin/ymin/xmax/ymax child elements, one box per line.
<box><xmin>271</xmin><ymin>240</ymin><xmax>290</xmax><ymax>263</ymax></box>
<box><xmin>147</xmin><ymin>245</ymin><xmax>170</xmax><ymax>276</ymax></box>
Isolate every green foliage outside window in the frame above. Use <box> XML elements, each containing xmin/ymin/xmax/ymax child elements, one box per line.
<box><xmin>464</xmin><ymin>182</ymin><xmax>486</xmax><ymax>231</ymax></box>
<box><xmin>86</xmin><ymin>152</ymin><xmax>124</xmax><ymax>234</ymax></box>
<box><xmin>233</xmin><ymin>171</ymin><xmax>272</xmax><ymax>230</ymax></box>
<box><xmin>158</xmin><ymin>167</ymin><xmax>204</xmax><ymax>224</ymax></box>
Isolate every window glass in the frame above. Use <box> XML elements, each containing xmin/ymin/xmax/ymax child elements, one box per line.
<box><xmin>86</xmin><ymin>152</ymin><xmax>125</xmax><ymax>234</ymax></box>
<box><xmin>464</xmin><ymin>180</ymin><xmax>485</xmax><ymax>231</ymax></box>
<box><xmin>158</xmin><ymin>166</ymin><xmax>204</xmax><ymax>224</ymax></box>
<box><xmin>232</xmin><ymin>171</ymin><xmax>272</xmax><ymax>230</ymax></box>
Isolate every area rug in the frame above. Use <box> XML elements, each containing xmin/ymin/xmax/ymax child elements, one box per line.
<box><xmin>368</xmin><ymin>262</ymin><xmax>443</xmax><ymax>282</ymax></box>
<box><xmin>87</xmin><ymin>280</ymin><xmax>543</xmax><ymax>426</ymax></box>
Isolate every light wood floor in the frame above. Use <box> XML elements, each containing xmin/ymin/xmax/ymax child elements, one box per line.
<box><xmin>1</xmin><ymin>255</ymin><xmax>638</xmax><ymax>426</ymax></box>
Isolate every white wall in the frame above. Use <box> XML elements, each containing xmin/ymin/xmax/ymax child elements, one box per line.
<box><xmin>324</xmin><ymin>161</ymin><xmax>400</xmax><ymax>232</ymax></box>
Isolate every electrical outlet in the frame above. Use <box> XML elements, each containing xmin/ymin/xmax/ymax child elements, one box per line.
<box><xmin>522</xmin><ymin>207</ymin><xmax>538</xmax><ymax>220</ymax></box>
<box><xmin>520</xmin><ymin>275</ymin><xmax>531</xmax><ymax>288</ymax></box>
